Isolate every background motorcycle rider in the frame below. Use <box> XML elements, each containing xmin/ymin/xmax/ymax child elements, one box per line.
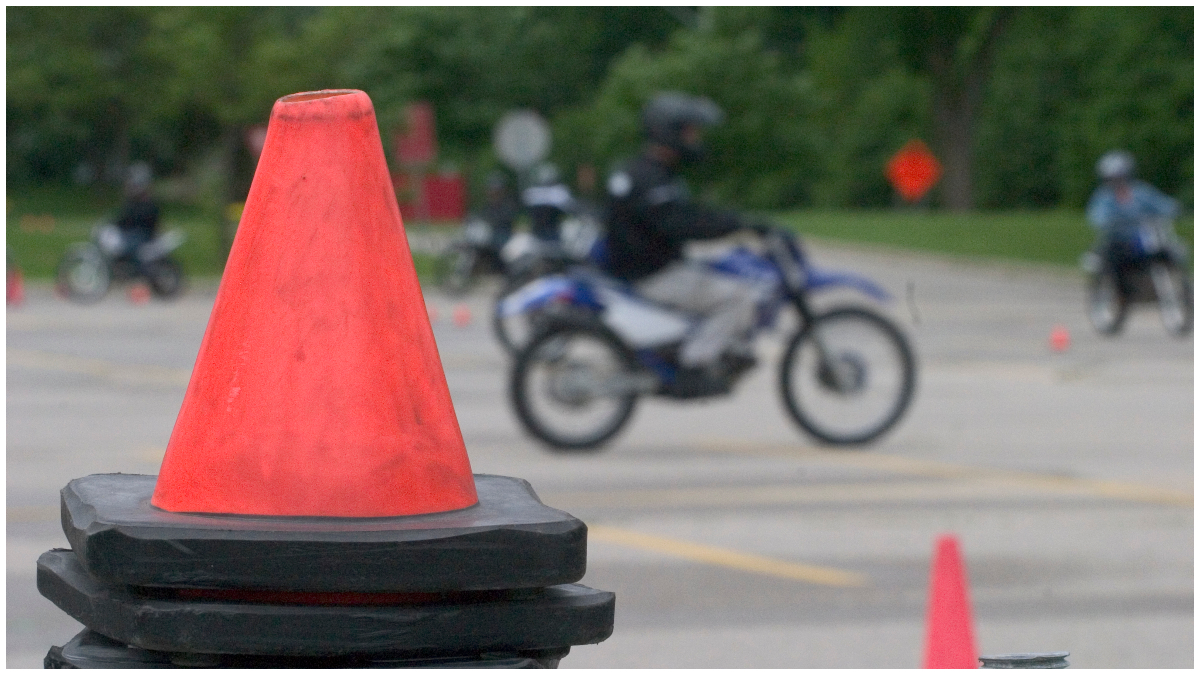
<box><xmin>1086</xmin><ymin>150</ymin><xmax>1180</xmax><ymax>279</ymax></box>
<box><xmin>522</xmin><ymin>162</ymin><xmax>576</xmax><ymax>243</ymax></box>
<box><xmin>603</xmin><ymin>91</ymin><xmax>772</xmax><ymax>395</ymax></box>
<box><xmin>115</xmin><ymin>162</ymin><xmax>161</xmax><ymax>271</ymax></box>
<box><xmin>481</xmin><ymin>170</ymin><xmax>520</xmax><ymax>251</ymax></box>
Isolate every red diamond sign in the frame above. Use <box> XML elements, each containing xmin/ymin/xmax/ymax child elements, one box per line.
<box><xmin>887</xmin><ymin>139</ymin><xmax>942</xmax><ymax>202</ymax></box>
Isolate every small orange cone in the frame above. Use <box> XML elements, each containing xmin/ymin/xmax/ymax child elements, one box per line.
<box><xmin>7</xmin><ymin>268</ymin><xmax>25</xmax><ymax>306</ymax></box>
<box><xmin>923</xmin><ymin>534</ymin><xmax>978</xmax><ymax>668</ymax></box>
<box><xmin>453</xmin><ymin>303</ymin><xmax>472</xmax><ymax>328</ymax></box>
<box><xmin>152</xmin><ymin>90</ymin><xmax>477</xmax><ymax>518</ymax></box>
<box><xmin>428</xmin><ymin>304</ymin><xmax>439</xmax><ymax>324</ymax></box>
<box><xmin>128</xmin><ymin>283</ymin><xmax>151</xmax><ymax>305</ymax></box>
<box><xmin>1049</xmin><ymin>325</ymin><xmax>1070</xmax><ymax>352</ymax></box>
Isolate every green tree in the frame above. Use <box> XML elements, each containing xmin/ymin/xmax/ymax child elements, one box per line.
<box><xmin>878</xmin><ymin>7</ymin><xmax>1016</xmax><ymax>211</ymax></box>
<box><xmin>803</xmin><ymin>14</ymin><xmax>931</xmax><ymax>207</ymax></box>
<box><xmin>7</xmin><ymin>7</ymin><xmax>177</xmax><ymax>184</ymax></box>
<box><xmin>559</xmin><ymin>8</ymin><xmax>820</xmax><ymax>209</ymax></box>
<box><xmin>1054</xmin><ymin>7</ymin><xmax>1193</xmax><ymax>207</ymax></box>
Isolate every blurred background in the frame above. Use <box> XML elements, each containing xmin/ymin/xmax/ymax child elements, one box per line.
<box><xmin>6</xmin><ymin>6</ymin><xmax>1194</xmax><ymax>669</ymax></box>
<box><xmin>6</xmin><ymin>6</ymin><xmax>1193</xmax><ymax>276</ymax></box>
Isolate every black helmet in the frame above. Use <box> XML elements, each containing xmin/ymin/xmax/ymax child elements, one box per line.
<box><xmin>642</xmin><ymin>92</ymin><xmax>723</xmax><ymax>163</ymax></box>
<box><xmin>1096</xmin><ymin>150</ymin><xmax>1135</xmax><ymax>181</ymax></box>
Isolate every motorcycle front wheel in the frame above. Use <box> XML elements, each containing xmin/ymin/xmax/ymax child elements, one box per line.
<box><xmin>779</xmin><ymin>307</ymin><xmax>916</xmax><ymax>446</ymax></box>
<box><xmin>1086</xmin><ymin>270</ymin><xmax>1127</xmax><ymax>336</ymax></box>
<box><xmin>56</xmin><ymin>247</ymin><xmax>111</xmax><ymax>304</ymax></box>
<box><xmin>510</xmin><ymin>322</ymin><xmax>639</xmax><ymax>451</ymax></box>
<box><xmin>438</xmin><ymin>245</ymin><xmax>478</xmax><ymax>296</ymax></box>
<box><xmin>1149</xmin><ymin>262</ymin><xmax>1192</xmax><ymax>337</ymax></box>
<box><xmin>146</xmin><ymin>257</ymin><xmax>185</xmax><ymax>299</ymax></box>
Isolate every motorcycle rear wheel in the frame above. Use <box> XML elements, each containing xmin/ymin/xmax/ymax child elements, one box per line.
<box><xmin>146</xmin><ymin>257</ymin><xmax>185</xmax><ymax>299</ymax></box>
<box><xmin>1150</xmin><ymin>262</ymin><xmax>1192</xmax><ymax>337</ymax></box>
<box><xmin>510</xmin><ymin>321</ymin><xmax>639</xmax><ymax>451</ymax></box>
<box><xmin>56</xmin><ymin>248</ymin><xmax>111</xmax><ymax>304</ymax></box>
<box><xmin>1086</xmin><ymin>270</ymin><xmax>1128</xmax><ymax>336</ymax></box>
<box><xmin>779</xmin><ymin>307</ymin><xmax>916</xmax><ymax>446</ymax></box>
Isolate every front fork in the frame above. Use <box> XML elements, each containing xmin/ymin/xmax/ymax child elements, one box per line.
<box><xmin>789</xmin><ymin>292</ymin><xmax>855</xmax><ymax>392</ymax></box>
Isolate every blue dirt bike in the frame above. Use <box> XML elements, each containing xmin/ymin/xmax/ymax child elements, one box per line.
<box><xmin>499</xmin><ymin>230</ymin><xmax>917</xmax><ymax>451</ymax></box>
<box><xmin>1080</xmin><ymin>217</ymin><xmax>1192</xmax><ymax>337</ymax></box>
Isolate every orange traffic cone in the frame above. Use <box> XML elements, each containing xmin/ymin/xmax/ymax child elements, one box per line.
<box><xmin>428</xmin><ymin>304</ymin><xmax>439</xmax><ymax>324</ymax></box>
<box><xmin>923</xmin><ymin>534</ymin><xmax>978</xmax><ymax>668</ymax></box>
<box><xmin>128</xmin><ymin>282</ymin><xmax>151</xmax><ymax>305</ymax></box>
<box><xmin>452</xmin><ymin>303</ymin><xmax>472</xmax><ymax>328</ymax></box>
<box><xmin>152</xmin><ymin>90</ymin><xmax>477</xmax><ymax>518</ymax></box>
<box><xmin>1049</xmin><ymin>325</ymin><xmax>1070</xmax><ymax>352</ymax></box>
<box><xmin>7</xmin><ymin>268</ymin><xmax>24</xmax><ymax>306</ymax></box>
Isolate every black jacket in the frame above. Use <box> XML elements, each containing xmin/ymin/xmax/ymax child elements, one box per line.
<box><xmin>115</xmin><ymin>198</ymin><xmax>160</xmax><ymax>240</ymax></box>
<box><xmin>602</xmin><ymin>154</ymin><xmax>743</xmax><ymax>281</ymax></box>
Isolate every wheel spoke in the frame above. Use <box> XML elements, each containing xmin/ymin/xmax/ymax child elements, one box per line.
<box><xmin>781</xmin><ymin>308</ymin><xmax>914</xmax><ymax>445</ymax></box>
<box><xmin>512</xmin><ymin>326</ymin><xmax>637</xmax><ymax>450</ymax></box>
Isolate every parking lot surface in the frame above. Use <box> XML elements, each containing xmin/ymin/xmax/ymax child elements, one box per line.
<box><xmin>7</xmin><ymin>239</ymin><xmax>1192</xmax><ymax>668</ymax></box>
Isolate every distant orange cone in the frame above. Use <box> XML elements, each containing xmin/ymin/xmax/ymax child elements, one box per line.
<box><xmin>128</xmin><ymin>283</ymin><xmax>151</xmax><ymax>305</ymax></box>
<box><xmin>452</xmin><ymin>303</ymin><xmax>472</xmax><ymax>327</ymax></box>
<box><xmin>428</xmin><ymin>304</ymin><xmax>439</xmax><ymax>324</ymax></box>
<box><xmin>1049</xmin><ymin>325</ymin><xmax>1070</xmax><ymax>352</ymax></box>
<box><xmin>152</xmin><ymin>90</ymin><xmax>477</xmax><ymax>518</ymax></box>
<box><xmin>923</xmin><ymin>534</ymin><xmax>977</xmax><ymax>668</ymax></box>
<box><xmin>7</xmin><ymin>268</ymin><xmax>24</xmax><ymax>306</ymax></box>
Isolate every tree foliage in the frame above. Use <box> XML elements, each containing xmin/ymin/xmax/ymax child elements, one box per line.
<box><xmin>7</xmin><ymin>7</ymin><xmax>1192</xmax><ymax>211</ymax></box>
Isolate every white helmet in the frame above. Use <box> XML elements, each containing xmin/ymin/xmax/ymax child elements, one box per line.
<box><xmin>1096</xmin><ymin>150</ymin><xmax>1135</xmax><ymax>181</ymax></box>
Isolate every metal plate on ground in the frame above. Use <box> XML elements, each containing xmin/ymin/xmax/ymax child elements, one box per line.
<box><xmin>62</xmin><ymin>473</ymin><xmax>586</xmax><ymax>592</ymax></box>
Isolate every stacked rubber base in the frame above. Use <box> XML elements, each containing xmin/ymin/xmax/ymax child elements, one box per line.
<box><xmin>39</xmin><ymin>474</ymin><xmax>614</xmax><ymax>669</ymax></box>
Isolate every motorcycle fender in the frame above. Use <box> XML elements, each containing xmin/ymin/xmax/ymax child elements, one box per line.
<box><xmin>806</xmin><ymin>269</ymin><xmax>892</xmax><ymax>303</ymax></box>
<box><xmin>497</xmin><ymin>275</ymin><xmax>576</xmax><ymax>318</ymax></box>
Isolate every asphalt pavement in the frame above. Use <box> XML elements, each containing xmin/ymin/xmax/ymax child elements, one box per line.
<box><xmin>6</xmin><ymin>239</ymin><xmax>1193</xmax><ymax>668</ymax></box>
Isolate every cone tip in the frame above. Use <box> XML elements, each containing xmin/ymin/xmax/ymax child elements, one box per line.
<box><xmin>272</xmin><ymin>89</ymin><xmax>374</xmax><ymax>121</ymax></box>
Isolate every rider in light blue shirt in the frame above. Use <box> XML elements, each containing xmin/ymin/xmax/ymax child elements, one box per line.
<box><xmin>1086</xmin><ymin>150</ymin><xmax>1178</xmax><ymax>239</ymax></box>
<box><xmin>1085</xmin><ymin>151</ymin><xmax>1180</xmax><ymax>274</ymax></box>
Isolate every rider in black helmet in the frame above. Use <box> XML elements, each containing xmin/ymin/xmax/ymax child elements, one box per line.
<box><xmin>114</xmin><ymin>162</ymin><xmax>161</xmax><ymax>275</ymax></box>
<box><xmin>116</xmin><ymin>162</ymin><xmax>160</xmax><ymax>253</ymax></box>
<box><xmin>481</xmin><ymin>170</ymin><xmax>520</xmax><ymax>250</ymax></box>
<box><xmin>602</xmin><ymin>92</ymin><xmax>771</xmax><ymax>395</ymax></box>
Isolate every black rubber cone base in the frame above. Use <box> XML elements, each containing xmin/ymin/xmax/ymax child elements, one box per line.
<box><xmin>45</xmin><ymin>629</ymin><xmax>570</xmax><ymax>668</ymax></box>
<box><xmin>62</xmin><ymin>473</ymin><xmax>585</xmax><ymax>592</ymax></box>
<box><xmin>38</xmin><ymin>549</ymin><xmax>614</xmax><ymax>657</ymax></box>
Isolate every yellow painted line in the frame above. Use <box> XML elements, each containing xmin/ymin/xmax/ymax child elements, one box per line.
<box><xmin>7</xmin><ymin>505</ymin><xmax>60</xmax><ymax>523</ymax></box>
<box><xmin>588</xmin><ymin>525</ymin><xmax>867</xmax><ymax>588</ymax></box>
<box><xmin>693</xmin><ymin>439</ymin><xmax>1193</xmax><ymax>508</ymax></box>
<box><xmin>7</xmin><ymin>349</ymin><xmax>191</xmax><ymax>387</ymax></box>
<box><xmin>542</xmin><ymin>479</ymin><xmax>1047</xmax><ymax>511</ymax></box>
